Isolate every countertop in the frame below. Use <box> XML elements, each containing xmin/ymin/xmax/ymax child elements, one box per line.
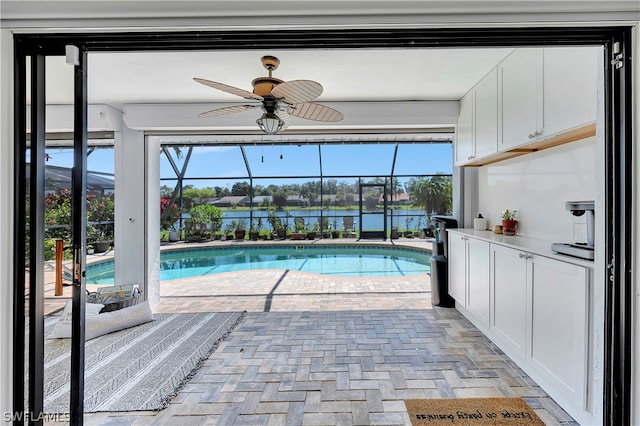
<box><xmin>448</xmin><ymin>228</ymin><xmax>595</xmax><ymax>268</ymax></box>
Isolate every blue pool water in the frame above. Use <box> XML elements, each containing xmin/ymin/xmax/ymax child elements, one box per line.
<box><xmin>85</xmin><ymin>245</ymin><xmax>431</xmax><ymax>284</ymax></box>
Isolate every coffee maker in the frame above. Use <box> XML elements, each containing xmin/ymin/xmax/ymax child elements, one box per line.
<box><xmin>551</xmin><ymin>201</ymin><xmax>594</xmax><ymax>260</ymax></box>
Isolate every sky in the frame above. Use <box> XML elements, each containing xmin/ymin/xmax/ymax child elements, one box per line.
<box><xmin>41</xmin><ymin>141</ymin><xmax>453</xmax><ymax>189</ymax></box>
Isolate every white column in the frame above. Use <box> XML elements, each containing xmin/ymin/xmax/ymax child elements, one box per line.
<box><xmin>0</xmin><ymin>28</ymin><xmax>14</xmax><ymax>422</ymax></box>
<box><xmin>146</xmin><ymin>137</ymin><xmax>162</xmax><ymax>305</ymax></box>
<box><xmin>114</xmin><ymin>126</ymin><xmax>160</xmax><ymax>304</ymax></box>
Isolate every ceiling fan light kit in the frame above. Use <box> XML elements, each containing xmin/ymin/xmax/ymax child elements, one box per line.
<box><xmin>256</xmin><ymin>112</ymin><xmax>285</xmax><ymax>135</ymax></box>
<box><xmin>194</xmin><ymin>55</ymin><xmax>343</xmax><ymax>135</ymax></box>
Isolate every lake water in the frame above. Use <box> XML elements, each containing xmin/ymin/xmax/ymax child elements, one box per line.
<box><xmin>184</xmin><ymin>209</ymin><xmax>431</xmax><ymax>232</ymax></box>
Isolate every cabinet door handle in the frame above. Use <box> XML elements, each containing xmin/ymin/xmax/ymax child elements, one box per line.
<box><xmin>518</xmin><ymin>253</ymin><xmax>527</xmax><ymax>259</ymax></box>
<box><xmin>528</xmin><ymin>132</ymin><xmax>536</xmax><ymax>139</ymax></box>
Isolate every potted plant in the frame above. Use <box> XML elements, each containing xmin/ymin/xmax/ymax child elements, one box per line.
<box><xmin>168</xmin><ymin>222</ymin><xmax>182</xmax><ymax>242</ymax></box>
<box><xmin>291</xmin><ymin>216</ymin><xmax>307</xmax><ymax>240</ymax></box>
<box><xmin>87</xmin><ymin>225</ymin><xmax>111</xmax><ymax>253</ymax></box>
<box><xmin>223</xmin><ymin>222</ymin><xmax>235</xmax><ymax>240</ymax></box>
<box><xmin>250</xmin><ymin>217</ymin><xmax>262</xmax><ymax>241</ymax></box>
<box><xmin>86</xmin><ymin>244</ymin><xmax>94</xmax><ymax>255</ymax></box>
<box><xmin>331</xmin><ymin>217</ymin><xmax>341</xmax><ymax>238</ymax></box>
<box><xmin>94</xmin><ymin>232</ymin><xmax>111</xmax><ymax>253</ymax></box>
<box><xmin>501</xmin><ymin>209</ymin><xmax>518</xmax><ymax>236</ymax></box>
<box><xmin>188</xmin><ymin>205</ymin><xmax>208</xmax><ymax>232</ymax></box>
<box><xmin>404</xmin><ymin>216</ymin><xmax>414</xmax><ymax>238</ymax></box>
<box><xmin>267</xmin><ymin>208</ymin><xmax>286</xmax><ymax>239</ymax></box>
<box><xmin>306</xmin><ymin>222</ymin><xmax>318</xmax><ymax>240</ymax></box>
<box><xmin>233</xmin><ymin>219</ymin><xmax>247</xmax><ymax>240</ymax></box>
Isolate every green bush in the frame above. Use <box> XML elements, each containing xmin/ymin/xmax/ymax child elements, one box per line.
<box><xmin>189</xmin><ymin>204</ymin><xmax>222</xmax><ymax>229</ymax></box>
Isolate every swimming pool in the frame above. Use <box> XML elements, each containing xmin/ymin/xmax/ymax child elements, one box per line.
<box><xmin>85</xmin><ymin>245</ymin><xmax>432</xmax><ymax>284</ymax></box>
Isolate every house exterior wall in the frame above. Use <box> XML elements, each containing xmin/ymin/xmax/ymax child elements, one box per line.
<box><xmin>0</xmin><ymin>3</ymin><xmax>638</xmax><ymax>423</ymax></box>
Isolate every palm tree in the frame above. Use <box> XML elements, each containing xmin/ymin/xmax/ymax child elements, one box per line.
<box><xmin>299</xmin><ymin>181</ymin><xmax>319</xmax><ymax>208</ymax></box>
<box><xmin>411</xmin><ymin>175</ymin><xmax>452</xmax><ymax>215</ymax></box>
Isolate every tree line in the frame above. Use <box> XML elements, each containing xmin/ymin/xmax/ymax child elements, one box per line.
<box><xmin>162</xmin><ymin>175</ymin><xmax>452</xmax><ymax>214</ymax></box>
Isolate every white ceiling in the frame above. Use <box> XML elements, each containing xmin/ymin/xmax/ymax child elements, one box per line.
<box><xmin>11</xmin><ymin>0</ymin><xmax>635</xmax><ymax>132</ymax></box>
<box><xmin>44</xmin><ymin>48</ymin><xmax>514</xmax><ymax>108</ymax></box>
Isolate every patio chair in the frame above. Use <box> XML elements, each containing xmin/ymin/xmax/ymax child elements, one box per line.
<box><xmin>343</xmin><ymin>216</ymin><xmax>357</xmax><ymax>238</ymax></box>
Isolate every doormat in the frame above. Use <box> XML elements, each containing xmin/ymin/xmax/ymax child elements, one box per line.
<box><xmin>405</xmin><ymin>397</ymin><xmax>545</xmax><ymax>425</ymax></box>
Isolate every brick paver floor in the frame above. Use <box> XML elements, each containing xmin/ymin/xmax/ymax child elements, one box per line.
<box><xmin>81</xmin><ymin>308</ymin><xmax>576</xmax><ymax>425</ymax></box>
<box><xmin>40</xmin><ymin>239</ymin><xmax>577</xmax><ymax>425</ymax></box>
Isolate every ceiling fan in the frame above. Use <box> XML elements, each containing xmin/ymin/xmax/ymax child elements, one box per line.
<box><xmin>194</xmin><ymin>55</ymin><xmax>343</xmax><ymax>134</ymax></box>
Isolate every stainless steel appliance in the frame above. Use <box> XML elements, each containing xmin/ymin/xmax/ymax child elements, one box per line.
<box><xmin>551</xmin><ymin>200</ymin><xmax>594</xmax><ymax>260</ymax></box>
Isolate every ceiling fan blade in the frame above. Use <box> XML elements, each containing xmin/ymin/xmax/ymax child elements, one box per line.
<box><xmin>193</xmin><ymin>78</ymin><xmax>263</xmax><ymax>101</ymax></box>
<box><xmin>271</xmin><ymin>80</ymin><xmax>323</xmax><ymax>104</ymax></box>
<box><xmin>198</xmin><ymin>104</ymin><xmax>256</xmax><ymax>118</ymax></box>
<box><xmin>278</xmin><ymin>109</ymin><xmax>292</xmax><ymax>130</ymax></box>
<box><xmin>289</xmin><ymin>103</ymin><xmax>344</xmax><ymax>122</ymax></box>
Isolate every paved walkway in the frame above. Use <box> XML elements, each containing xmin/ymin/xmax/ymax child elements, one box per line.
<box><xmin>40</xmin><ymin>239</ymin><xmax>577</xmax><ymax>425</ymax></box>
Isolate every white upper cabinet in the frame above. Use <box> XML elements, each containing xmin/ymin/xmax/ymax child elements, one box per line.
<box><xmin>455</xmin><ymin>68</ymin><xmax>499</xmax><ymax>166</ymax></box>
<box><xmin>455</xmin><ymin>46</ymin><xmax>598</xmax><ymax>166</ymax></box>
<box><xmin>455</xmin><ymin>92</ymin><xmax>474</xmax><ymax>166</ymax></box>
<box><xmin>473</xmin><ymin>68</ymin><xmax>499</xmax><ymax>159</ymax></box>
<box><xmin>499</xmin><ymin>48</ymin><xmax>543</xmax><ymax>151</ymax></box>
<box><xmin>542</xmin><ymin>47</ymin><xmax>598</xmax><ymax>137</ymax></box>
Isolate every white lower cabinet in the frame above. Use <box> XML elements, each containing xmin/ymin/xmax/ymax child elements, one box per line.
<box><xmin>448</xmin><ymin>233</ymin><xmax>468</xmax><ymax>306</ymax></box>
<box><xmin>528</xmin><ymin>255</ymin><xmax>589</xmax><ymax>409</ymax></box>
<box><xmin>447</xmin><ymin>233</ymin><xmax>490</xmax><ymax>323</ymax></box>
<box><xmin>490</xmin><ymin>243</ymin><xmax>528</xmax><ymax>358</ymax></box>
<box><xmin>449</xmin><ymin>231</ymin><xmax>592</xmax><ymax>424</ymax></box>
<box><xmin>490</xmin><ymin>245</ymin><xmax>590</xmax><ymax>410</ymax></box>
<box><xmin>466</xmin><ymin>237</ymin><xmax>490</xmax><ymax>328</ymax></box>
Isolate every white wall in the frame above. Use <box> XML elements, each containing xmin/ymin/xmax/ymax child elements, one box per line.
<box><xmin>477</xmin><ymin>136</ymin><xmax>596</xmax><ymax>242</ymax></box>
<box><xmin>0</xmin><ymin>29</ymin><xmax>14</xmax><ymax>424</ymax></box>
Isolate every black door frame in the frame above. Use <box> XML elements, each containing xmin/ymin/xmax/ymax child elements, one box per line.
<box><xmin>359</xmin><ymin>180</ymin><xmax>388</xmax><ymax>239</ymax></box>
<box><xmin>13</xmin><ymin>26</ymin><xmax>632</xmax><ymax>425</ymax></box>
<box><xmin>13</xmin><ymin>40</ymin><xmax>89</xmax><ymax>425</ymax></box>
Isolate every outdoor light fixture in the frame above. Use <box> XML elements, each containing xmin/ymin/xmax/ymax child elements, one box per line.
<box><xmin>256</xmin><ymin>112</ymin><xmax>285</xmax><ymax>135</ymax></box>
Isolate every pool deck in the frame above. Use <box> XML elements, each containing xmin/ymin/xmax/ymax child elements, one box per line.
<box><xmin>40</xmin><ymin>238</ymin><xmax>576</xmax><ymax>425</ymax></box>
<box><xmin>44</xmin><ymin>237</ymin><xmax>436</xmax><ymax>315</ymax></box>
<box><xmin>156</xmin><ymin>237</ymin><xmax>434</xmax><ymax>313</ymax></box>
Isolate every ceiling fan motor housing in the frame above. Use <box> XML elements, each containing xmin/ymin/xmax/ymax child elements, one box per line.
<box><xmin>252</xmin><ymin>77</ymin><xmax>283</xmax><ymax>97</ymax></box>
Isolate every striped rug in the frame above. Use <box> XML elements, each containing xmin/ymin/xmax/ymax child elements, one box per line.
<box><xmin>42</xmin><ymin>311</ymin><xmax>245</xmax><ymax>413</ymax></box>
